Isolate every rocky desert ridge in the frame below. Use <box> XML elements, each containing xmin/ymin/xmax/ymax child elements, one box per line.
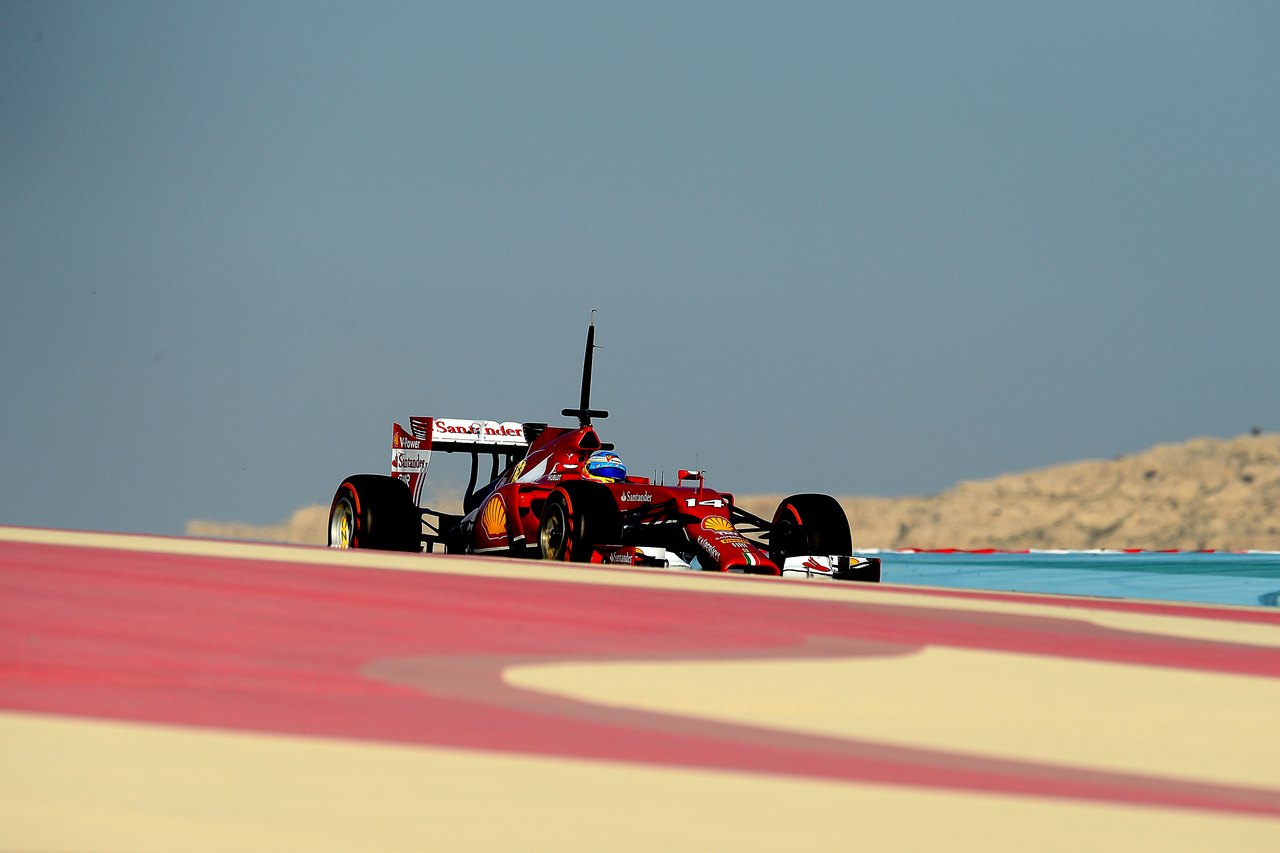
<box><xmin>187</xmin><ymin>432</ymin><xmax>1280</xmax><ymax>552</ymax></box>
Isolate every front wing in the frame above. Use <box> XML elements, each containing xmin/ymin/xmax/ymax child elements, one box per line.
<box><xmin>592</xmin><ymin>545</ymin><xmax>881</xmax><ymax>582</ymax></box>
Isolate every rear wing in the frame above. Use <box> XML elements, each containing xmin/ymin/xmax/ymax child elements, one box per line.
<box><xmin>391</xmin><ymin>417</ymin><xmax>530</xmax><ymax>508</ymax></box>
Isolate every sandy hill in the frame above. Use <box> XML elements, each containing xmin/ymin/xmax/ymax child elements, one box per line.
<box><xmin>188</xmin><ymin>433</ymin><xmax>1280</xmax><ymax>552</ymax></box>
<box><xmin>739</xmin><ymin>432</ymin><xmax>1280</xmax><ymax>552</ymax></box>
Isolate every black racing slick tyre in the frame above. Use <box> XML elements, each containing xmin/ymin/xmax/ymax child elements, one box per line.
<box><xmin>768</xmin><ymin>493</ymin><xmax>852</xmax><ymax>567</ymax></box>
<box><xmin>538</xmin><ymin>482</ymin><xmax>622</xmax><ymax>563</ymax></box>
<box><xmin>328</xmin><ymin>475</ymin><xmax>422</xmax><ymax>552</ymax></box>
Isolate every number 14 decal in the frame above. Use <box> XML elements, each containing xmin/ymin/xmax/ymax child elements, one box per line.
<box><xmin>685</xmin><ymin>497</ymin><xmax>727</xmax><ymax>508</ymax></box>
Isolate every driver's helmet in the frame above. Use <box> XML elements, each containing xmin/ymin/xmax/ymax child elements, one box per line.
<box><xmin>584</xmin><ymin>450</ymin><xmax>626</xmax><ymax>483</ymax></box>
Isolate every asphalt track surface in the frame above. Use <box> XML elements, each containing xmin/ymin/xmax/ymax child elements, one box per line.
<box><xmin>3</xmin><ymin>526</ymin><xmax>1279</xmax><ymax>851</ymax></box>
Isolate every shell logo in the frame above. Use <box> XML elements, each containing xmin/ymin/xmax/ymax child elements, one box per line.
<box><xmin>481</xmin><ymin>495</ymin><xmax>508</xmax><ymax>539</ymax></box>
<box><xmin>702</xmin><ymin>516</ymin><xmax>735</xmax><ymax>532</ymax></box>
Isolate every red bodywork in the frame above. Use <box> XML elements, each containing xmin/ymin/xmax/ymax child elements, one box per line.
<box><xmin>460</xmin><ymin>424</ymin><xmax>779</xmax><ymax>575</ymax></box>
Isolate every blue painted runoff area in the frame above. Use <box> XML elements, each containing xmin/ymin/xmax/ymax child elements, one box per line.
<box><xmin>873</xmin><ymin>551</ymin><xmax>1280</xmax><ymax>608</ymax></box>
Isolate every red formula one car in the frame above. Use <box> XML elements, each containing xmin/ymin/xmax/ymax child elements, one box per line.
<box><xmin>327</xmin><ymin>321</ymin><xmax>880</xmax><ymax>582</ymax></box>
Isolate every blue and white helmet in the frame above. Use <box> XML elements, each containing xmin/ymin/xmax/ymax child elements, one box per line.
<box><xmin>584</xmin><ymin>450</ymin><xmax>626</xmax><ymax>482</ymax></box>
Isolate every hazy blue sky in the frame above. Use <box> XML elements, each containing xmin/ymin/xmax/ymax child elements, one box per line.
<box><xmin>3</xmin><ymin>1</ymin><xmax>1278</xmax><ymax>535</ymax></box>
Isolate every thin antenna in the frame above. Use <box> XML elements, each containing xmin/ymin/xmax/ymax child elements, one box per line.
<box><xmin>561</xmin><ymin>310</ymin><xmax>609</xmax><ymax>427</ymax></box>
<box><xmin>578</xmin><ymin>311</ymin><xmax>597</xmax><ymax>421</ymax></box>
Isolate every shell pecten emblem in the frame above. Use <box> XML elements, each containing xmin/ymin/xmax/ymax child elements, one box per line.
<box><xmin>702</xmin><ymin>516</ymin><xmax>735</xmax><ymax>532</ymax></box>
<box><xmin>481</xmin><ymin>495</ymin><xmax>509</xmax><ymax>540</ymax></box>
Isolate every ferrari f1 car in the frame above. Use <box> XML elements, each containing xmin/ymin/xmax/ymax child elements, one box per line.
<box><xmin>327</xmin><ymin>321</ymin><xmax>880</xmax><ymax>582</ymax></box>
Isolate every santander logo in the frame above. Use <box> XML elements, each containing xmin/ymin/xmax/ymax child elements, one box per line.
<box><xmin>433</xmin><ymin>420</ymin><xmax>524</xmax><ymax>439</ymax></box>
<box><xmin>392</xmin><ymin>453</ymin><xmax>426</xmax><ymax>470</ymax></box>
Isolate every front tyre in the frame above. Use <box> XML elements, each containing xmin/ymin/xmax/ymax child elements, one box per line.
<box><xmin>538</xmin><ymin>483</ymin><xmax>622</xmax><ymax>563</ymax></box>
<box><xmin>328</xmin><ymin>475</ymin><xmax>421</xmax><ymax>552</ymax></box>
<box><xmin>538</xmin><ymin>491</ymin><xmax>572</xmax><ymax>561</ymax></box>
<box><xmin>769</xmin><ymin>493</ymin><xmax>852</xmax><ymax>567</ymax></box>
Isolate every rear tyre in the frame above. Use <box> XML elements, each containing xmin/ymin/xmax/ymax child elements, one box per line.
<box><xmin>769</xmin><ymin>494</ymin><xmax>852</xmax><ymax>567</ymax></box>
<box><xmin>538</xmin><ymin>483</ymin><xmax>622</xmax><ymax>563</ymax></box>
<box><xmin>328</xmin><ymin>475</ymin><xmax>421</xmax><ymax>552</ymax></box>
